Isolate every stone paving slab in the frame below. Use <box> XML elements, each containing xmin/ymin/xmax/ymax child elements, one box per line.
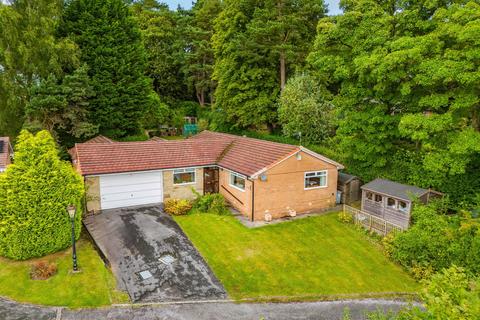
<box><xmin>0</xmin><ymin>297</ymin><xmax>57</xmax><ymax>320</ymax></box>
<box><xmin>83</xmin><ymin>205</ymin><xmax>226</xmax><ymax>303</ymax></box>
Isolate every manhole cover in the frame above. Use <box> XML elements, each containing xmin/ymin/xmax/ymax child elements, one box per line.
<box><xmin>139</xmin><ymin>270</ymin><xmax>153</xmax><ymax>280</ymax></box>
<box><xmin>159</xmin><ymin>254</ymin><xmax>176</xmax><ymax>265</ymax></box>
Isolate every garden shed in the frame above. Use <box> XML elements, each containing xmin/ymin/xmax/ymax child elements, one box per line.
<box><xmin>337</xmin><ymin>172</ymin><xmax>362</xmax><ymax>205</ymax></box>
<box><xmin>360</xmin><ymin>178</ymin><xmax>443</xmax><ymax>229</ymax></box>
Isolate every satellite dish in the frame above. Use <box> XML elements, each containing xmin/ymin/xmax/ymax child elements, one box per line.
<box><xmin>260</xmin><ymin>174</ymin><xmax>267</xmax><ymax>181</ymax></box>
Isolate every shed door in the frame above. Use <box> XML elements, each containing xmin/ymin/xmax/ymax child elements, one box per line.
<box><xmin>100</xmin><ymin>171</ymin><xmax>163</xmax><ymax>210</ymax></box>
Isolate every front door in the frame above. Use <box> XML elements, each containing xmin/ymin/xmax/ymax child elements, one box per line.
<box><xmin>204</xmin><ymin>167</ymin><xmax>219</xmax><ymax>194</ymax></box>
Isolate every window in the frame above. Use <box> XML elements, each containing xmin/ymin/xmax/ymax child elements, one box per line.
<box><xmin>304</xmin><ymin>171</ymin><xmax>327</xmax><ymax>189</ymax></box>
<box><xmin>374</xmin><ymin>194</ymin><xmax>383</xmax><ymax>203</ymax></box>
<box><xmin>173</xmin><ymin>168</ymin><xmax>196</xmax><ymax>185</ymax></box>
<box><xmin>366</xmin><ymin>191</ymin><xmax>373</xmax><ymax>200</ymax></box>
<box><xmin>387</xmin><ymin>197</ymin><xmax>396</xmax><ymax>209</ymax></box>
<box><xmin>230</xmin><ymin>172</ymin><xmax>245</xmax><ymax>191</ymax></box>
<box><xmin>398</xmin><ymin>200</ymin><xmax>408</xmax><ymax>212</ymax></box>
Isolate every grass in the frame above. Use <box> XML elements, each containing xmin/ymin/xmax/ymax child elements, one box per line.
<box><xmin>174</xmin><ymin>212</ymin><xmax>419</xmax><ymax>301</ymax></box>
<box><xmin>0</xmin><ymin>234</ymin><xmax>129</xmax><ymax>308</ymax></box>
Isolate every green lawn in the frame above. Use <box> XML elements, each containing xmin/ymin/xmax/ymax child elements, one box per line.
<box><xmin>0</xmin><ymin>234</ymin><xmax>129</xmax><ymax>308</ymax></box>
<box><xmin>175</xmin><ymin>213</ymin><xmax>419</xmax><ymax>301</ymax></box>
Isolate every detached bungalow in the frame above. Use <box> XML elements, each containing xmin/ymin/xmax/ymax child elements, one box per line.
<box><xmin>0</xmin><ymin>137</ymin><xmax>13</xmax><ymax>173</ymax></box>
<box><xmin>71</xmin><ymin>131</ymin><xmax>344</xmax><ymax>221</ymax></box>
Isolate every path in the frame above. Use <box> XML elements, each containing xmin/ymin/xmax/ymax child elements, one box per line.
<box><xmin>1</xmin><ymin>297</ymin><xmax>420</xmax><ymax>320</ymax></box>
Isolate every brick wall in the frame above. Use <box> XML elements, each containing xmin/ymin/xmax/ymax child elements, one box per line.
<box><xmin>253</xmin><ymin>151</ymin><xmax>338</xmax><ymax>221</ymax></box>
<box><xmin>163</xmin><ymin>168</ymin><xmax>204</xmax><ymax>200</ymax></box>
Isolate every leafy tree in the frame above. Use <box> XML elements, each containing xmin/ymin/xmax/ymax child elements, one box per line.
<box><xmin>0</xmin><ymin>130</ymin><xmax>84</xmax><ymax>260</ymax></box>
<box><xmin>25</xmin><ymin>65</ymin><xmax>98</xmax><ymax>143</ymax></box>
<box><xmin>182</xmin><ymin>0</ymin><xmax>222</xmax><ymax>106</ymax></box>
<box><xmin>308</xmin><ymin>0</ymin><xmax>480</xmax><ymax>206</ymax></box>
<box><xmin>131</xmin><ymin>0</ymin><xmax>190</xmax><ymax>102</ymax></box>
<box><xmin>59</xmin><ymin>0</ymin><xmax>154</xmax><ymax>137</ymax></box>
<box><xmin>278</xmin><ymin>74</ymin><xmax>335</xmax><ymax>143</ymax></box>
<box><xmin>0</xmin><ymin>0</ymin><xmax>77</xmax><ymax>138</ymax></box>
<box><xmin>212</xmin><ymin>0</ymin><xmax>325</xmax><ymax>130</ymax></box>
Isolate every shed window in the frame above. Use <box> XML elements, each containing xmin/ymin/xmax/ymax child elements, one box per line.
<box><xmin>366</xmin><ymin>191</ymin><xmax>373</xmax><ymax>200</ymax></box>
<box><xmin>229</xmin><ymin>172</ymin><xmax>245</xmax><ymax>191</ymax></box>
<box><xmin>173</xmin><ymin>168</ymin><xmax>196</xmax><ymax>185</ymax></box>
<box><xmin>387</xmin><ymin>198</ymin><xmax>396</xmax><ymax>209</ymax></box>
<box><xmin>304</xmin><ymin>171</ymin><xmax>327</xmax><ymax>189</ymax></box>
<box><xmin>374</xmin><ymin>194</ymin><xmax>382</xmax><ymax>203</ymax></box>
<box><xmin>398</xmin><ymin>201</ymin><xmax>408</xmax><ymax>212</ymax></box>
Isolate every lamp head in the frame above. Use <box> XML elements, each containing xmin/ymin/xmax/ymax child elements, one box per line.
<box><xmin>67</xmin><ymin>205</ymin><xmax>76</xmax><ymax>219</ymax></box>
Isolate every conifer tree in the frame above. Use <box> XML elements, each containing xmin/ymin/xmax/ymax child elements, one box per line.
<box><xmin>60</xmin><ymin>0</ymin><xmax>154</xmax><ymax>137</ymax></box>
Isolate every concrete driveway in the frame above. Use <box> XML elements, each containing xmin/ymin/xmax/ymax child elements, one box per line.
<box><xmin>83</xmin><ymin>205</ymin><xmax>227</xmax><ymax>303</ymax></box>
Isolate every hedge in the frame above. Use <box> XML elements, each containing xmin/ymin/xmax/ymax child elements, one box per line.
<box><xmin>0</xmin><ymin>130</ymin><xmax>84</xmax><ymax>260</ymax></box>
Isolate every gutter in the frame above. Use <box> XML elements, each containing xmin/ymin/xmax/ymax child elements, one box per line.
<box><xmin>251</xmin><ymin>178</ymin><xmax>255</xmax><ymax>222</ymax></box>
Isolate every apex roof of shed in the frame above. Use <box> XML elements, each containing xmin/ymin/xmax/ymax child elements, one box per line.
<box><xmin>361</xmin><ymin>178</ymin><xmax>429</xmax><ymax>202</ymax></box>
<box><xmin>338</xmin><ymin>172</ymin><xmax>359</xmax><ymax>185</ymax></box>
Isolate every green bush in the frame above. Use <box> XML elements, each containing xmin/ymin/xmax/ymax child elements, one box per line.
<box><xmin>390</xmin><ymin>202</ymin><xmax>480</xmax><ymax>278</ymax></box>
<box><xmin>356</xmin><ymin>267</ymin><xmax>480</xmax><ymax>320</ymax></box>
<box><xmin>192</xmin><ymin>189</ymin><xmax>229</xmax><ymax>215</ymax></box>
<box><xmin>0</xmin><ymin>130</ymin><xmax>84</xmax><ymax>260</ymax></box>
<box><xmin>420</xmin><ymin>266</ymin><xmax>480</xmax><ymax>320</ymax></box>
<box><xmin>164</xmin><ymin>198</ymin><xmax>193</xmax><ymax>216</ymax></box>
<box><xmin>337</xmin><ymin>211</ymin><xmax>353</xmax><ymax>224</ymax></box>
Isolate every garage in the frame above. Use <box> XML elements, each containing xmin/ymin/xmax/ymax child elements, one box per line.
<box><xmin>100</xmin><ymin>171</ymin><xmax>163</xmax><ymax>210</ymax></box>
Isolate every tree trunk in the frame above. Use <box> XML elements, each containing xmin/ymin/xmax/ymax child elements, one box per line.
<box><xmin>473</xmin><ymin>105</ymin><xmax>480</xmax><ymax>132</ymax></box>
<box><xmin>267</xmin><ymin>122</ymin><xmax>274</xmax><ymax>134</ymax></box>
<box><xmin>197</xmin><ymin>90</ymin><xmax>205</xmax><ymax>107</ymax></box>
<box><xmin>280</xmin><ymin>51</ymin><xmax>286</xmax><ymax>91</ymax></box>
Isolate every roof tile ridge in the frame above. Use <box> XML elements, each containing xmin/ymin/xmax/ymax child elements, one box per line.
<box><xmin>216</xmin><ymin>140</ymin><xmax>237</xmax><ymax>163</ymax></box>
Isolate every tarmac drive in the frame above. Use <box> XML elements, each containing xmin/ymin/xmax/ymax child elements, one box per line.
<box><xmin>83</xmin><ymin>205</ymin><xmax>226</xmax><ymax>303</ymax></box>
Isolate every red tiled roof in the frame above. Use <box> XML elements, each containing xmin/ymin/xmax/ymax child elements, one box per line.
<box><xmin>84</xmin><ymin>135</ymin><xmax>114</xmax><ymax>144</ymax></box>
<box><xmin>191</xmin><ymin>131</ymin><xmax>300</xmax><ymax>176</ymax></box>
<box><xmin>0</xmin><ymin>137</ymin><xmax>11</xmax><ymax>171</ymax></box>
<box><xmin>72</xmin><ymin>131</ymin><xmax>342</xmax><ymax>176</ymax></box>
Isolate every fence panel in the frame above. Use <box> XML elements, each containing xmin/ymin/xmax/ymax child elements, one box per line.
<box><xmin>343</xmin><ymin>204</ymin><xmax>405</xmax><ymax>236</ymax></box>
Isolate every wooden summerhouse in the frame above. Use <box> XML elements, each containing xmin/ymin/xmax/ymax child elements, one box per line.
<box><xmin>337</xmin><ymin>172</ymin><xmax>362</xmax><ymax>205</ymax></box>
<box><xmin>361</xmin><ymin>178</ymin><xmax>442</xmax><ymax>229</ymax></box>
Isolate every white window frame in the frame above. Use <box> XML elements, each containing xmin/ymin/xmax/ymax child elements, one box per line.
<box><xmin>304</xmin><ymin>170</ymin><xmax>328</xmax><ymax>190</ymax></box>
<box><xmin>386</xmin><ymin>197</ymin><xmax>397</xmax><ymax>209</ymax></box>
<box><xmin>398</xmin><ymin>200</ymin><xmax>409</xmax><ymax>213</ymax></box>
<box><xmin>173</xmin><ymin>168</ymin><xmax>196</xmax><ymax>185</ymax></box>
<box><xmin>229</xmin><ymin>172</ymin><xmax>246</xmax><ymax>192</ymax></box>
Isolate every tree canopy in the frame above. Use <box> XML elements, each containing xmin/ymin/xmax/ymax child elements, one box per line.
<box><xmin>0</xmin><ymin>0</ymin><xmax>77</xmax><ymax>138</ymax></box>
<box><xmin>308</xmin><ymin>0</ymin><xmax>480</xmax><ymax>205</ymax></box>
<box><xmin>212</xmin><ymin>0</ymin><xmax>326</xmax><ymax>130</ymax></box>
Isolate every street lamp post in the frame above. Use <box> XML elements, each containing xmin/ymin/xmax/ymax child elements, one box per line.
<box><xmin>67</xmin><ymin>205</ymin><xmax>78</xmax><ymax>272</ymax></box>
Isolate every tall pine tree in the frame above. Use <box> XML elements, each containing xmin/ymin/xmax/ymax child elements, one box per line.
<box><xmin>131</xmin><ymin>0</ymin><xmax>190</xmax><ymax>102</ymax></box>
<box><xmin>59</xmin><ymin>0</ymin><xmax>154</xmax><ymax>137</ymax></box>
<box><xmin>212</xmin><ymin>0</ymin><xmax>325</xmax><ymax>130</ymax></box>
<box><xmin>183</xmin><ymin>0</ymin><xmax>222</xmax><ymax>106</ymax></box>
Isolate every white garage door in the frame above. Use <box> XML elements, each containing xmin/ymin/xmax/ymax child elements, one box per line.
<box><xmin>100</xmin><ymin>171</ymin><xmax>163</xmax><ymax>210</ymax></box>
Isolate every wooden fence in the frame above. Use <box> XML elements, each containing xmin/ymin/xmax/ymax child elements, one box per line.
<box><xmin>343</xmin><ymin>204</ymin><xmax>405</xmax><ymax>236</ymax></box>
